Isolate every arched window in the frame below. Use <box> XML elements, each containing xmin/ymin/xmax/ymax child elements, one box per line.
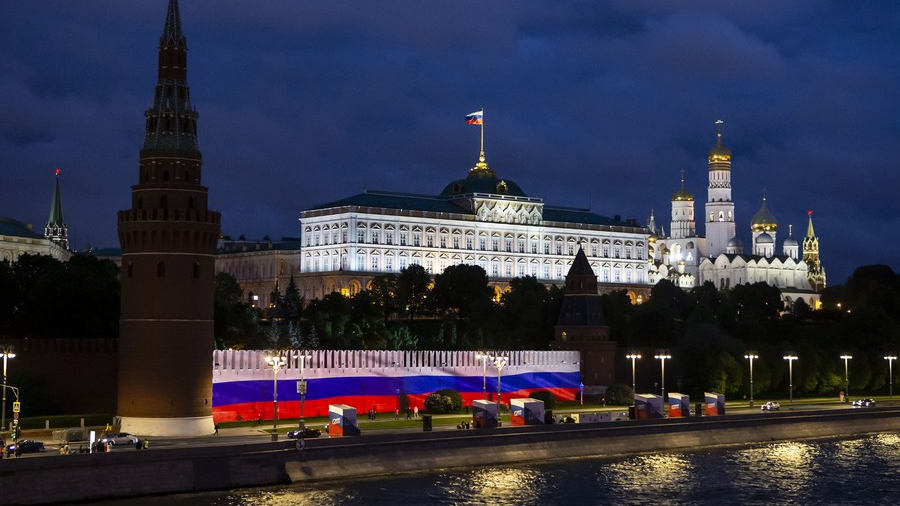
<box><xmin>157</xmin><ymin>261</ymin><xmax>166</xmax><ymax>278</ymax></box>
<box><xmin>193</xmin><ymin>262</ymin><xmax>201</xmax><ymax>279</ymax></box>
<box><xmin>127</xmin><ymin>262</ymin><xmax>133</xmax><ymax>278</ymax></box>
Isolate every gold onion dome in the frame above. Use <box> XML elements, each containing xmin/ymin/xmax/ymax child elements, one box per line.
<box><xmin>751</xmin><ymin>196</ymin><xmax>778</xmax><ymax>232</ymax></box>
<box><xmin>708</xmin><ymin>133</ymin><xmax>731</xmax><ymax>164</ymax></box>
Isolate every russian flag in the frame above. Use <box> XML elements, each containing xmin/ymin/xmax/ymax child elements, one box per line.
<box><xmin>465</xmin><ymin>110</ymin><xmax>483</xmax><ymax>125</ymax></box>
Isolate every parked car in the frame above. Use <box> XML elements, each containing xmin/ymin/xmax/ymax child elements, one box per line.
<box><xmin>287</xmin><ymin>427</ymin><xmax>322</xmax><ymax>439</ymax></box>
<box><xmin>761</xmin><ymin>401</ymin><xmax>781</xmax><ymax>411</ymax></box>
<box><xmin>6</xmin><ymin>440</ymin><xmax>46</xmax><ymax>455</ymax></box>
<box><xmin>99</xmin><ymin>432</ymin><xmax>140</xmax><ymax>446</ymax></box>
<box><xmin>852</xmin><ymin>398</ymin><xmax>877</xmax><ymax>407</ymax></box>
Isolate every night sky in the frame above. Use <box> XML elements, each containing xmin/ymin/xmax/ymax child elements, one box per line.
<box><xmin>2</xmin><ymin>1</ymin><xmax>899</xmax><ymax>285</ymax></box>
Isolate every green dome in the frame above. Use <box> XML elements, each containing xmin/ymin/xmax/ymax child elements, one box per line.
<box><xmin>440</xmin><ymin>176</ymin><xmax>528</xmax><ymax>197</ymax></box>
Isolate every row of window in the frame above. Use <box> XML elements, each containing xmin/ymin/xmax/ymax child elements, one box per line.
<box><xmin>303</xmin><ymin>255</ymin><xmax>644</xmax><ymax>283</ymax></box>
<box><xmin>306</xmin><ymin>229</ymin><xmax>642</xmax><ymax>259</ymax></box>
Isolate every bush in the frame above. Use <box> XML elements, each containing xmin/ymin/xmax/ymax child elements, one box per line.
<box><xmin>528</xmin><ymin>390</ymin><xmax>557</xmax><ymax>409</ymax></box>
<box><xmin>605</xmin><ymin>383</ymin><xmax>634</xmax><ymax>405</ymax></box>
<box><xmin>424</xmin><ymin>393</ymin><xmax>453</xmax><ymax>413</ymax></box>
<box><xmin>434</xmin><ymin>389</ymin><xmax>463</xmax><ymax>412</ymax></box>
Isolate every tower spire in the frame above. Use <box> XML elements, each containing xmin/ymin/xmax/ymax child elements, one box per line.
<box><xmin>45</xmin><ymin>168</ymin><xmax>68</xmax><ymax>250</ymax></box>
<box><xmin>162</xmin><ymin>0</ymin><xmax>185</xmax><ymax>47</ymax></box>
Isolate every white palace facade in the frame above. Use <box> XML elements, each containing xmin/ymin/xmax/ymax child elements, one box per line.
<box><xmin>296</xmin><ymin>151</ymin><xmax>651</xmax><ymax>302</ymax></box>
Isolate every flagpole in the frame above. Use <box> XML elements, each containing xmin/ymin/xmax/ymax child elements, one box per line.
<box><xmin>480</xmin><ymin>108</ymin><xmax>485</xmax><ymax>156</ymax></box>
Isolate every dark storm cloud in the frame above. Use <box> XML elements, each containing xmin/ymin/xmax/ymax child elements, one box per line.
<box><xmin>1</xmin><ymin>1</ymin><xmax>899</xmax><ymax>283</ymax></box>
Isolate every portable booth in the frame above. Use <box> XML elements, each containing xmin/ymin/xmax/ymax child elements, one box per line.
<box><xmin>704</xmin><ymin>392</ymin><xmax>726</xmax><ymax>416</ymax></box>
<box><xmin>634</xmin><ymin>394</ymin><xmax>665</xmax><ymax>419</ymax></box>
<box><xmin>473</xmin><ymin>399</ymin><xmax>499</xmax><ymax>429</ymax></box>
<box><xmin>328</xmin><ymin>404</ymin><xmax>361</xmax><ymax>437</ymax></box>
<box><xmin>668</xmin><ymin>393</ymin><xmax>690</xmax><ymax>418</ymax></box>
<box><xmin>510</xmin><ymin>398</ymin><xmax>545</xmax><ymax>426</ymax></box>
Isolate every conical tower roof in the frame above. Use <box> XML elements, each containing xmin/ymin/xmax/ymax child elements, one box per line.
<box><xmin>48</xmin><ymin>168</ymin><xmax>64</xmax><ymax>227</ymax></box>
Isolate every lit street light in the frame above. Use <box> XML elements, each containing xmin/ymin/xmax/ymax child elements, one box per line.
<box><xmin>1</xmin><ymin>344</ymin><xmax>15</xmax><ymax>435</ymax></box>
<box><xmin>297</xmin><ymin>353</ymin><xmax>311</xmax><ymax>429</ymax></box>
<box><xmin>264</xmin><ymin>353</ymin><xmax>287</xmax><ymax>441</ymax></box>
<box><xmin>654</xmin><ymin>354</ymin><xmax>671</xmax><ymax>400</ymax></box>
<box><xmin>744</xmin><ymin>353</ymin><xmax>758</xmax><ymax>407</ymax></box>
<box><xmin>886</xmin><ymin>355</ymin><xmax>897</xmax><ymax>399</ymax></box>
<box><xmin>840</xmin><ymin>355</ymin><xmax>852</xmax><ymax>402</ymax></box>
<box><xmin>492</xmin><ymin>355</ymin><xmax>508</xmax><ymax>422</ymax></box>
<box><xmin>784</xmin><ymin>355</ymin><xmax>798</xmax><ymax>404</ymax></box>
<box><xmin>625</xmin><ymin>354</ymin><xmax>641</xmax><ymax>394</ymax></box>
<box><xmin>476</xmin><ymin>353</ymin><xmax>492</xmax><ymax>401</ymax></box>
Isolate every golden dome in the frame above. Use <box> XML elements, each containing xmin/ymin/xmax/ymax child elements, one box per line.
<box><xmin>708</xmin><ymin>133</ymin><xmax>731</xmax><ymax>163</ymax></box>
<box><xmin>751</xmin><ymin>196</ymin><xmax>778</xmax><ymax>232</ymax></box>
<box><xmin>672</xmin><ymin>170</ymin><xmax>694</xmax><ymax>201</ymax></box>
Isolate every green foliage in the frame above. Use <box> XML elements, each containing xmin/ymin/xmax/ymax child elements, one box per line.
<box><xmin>434</xmin><ymin>389</ymin><xmax>463</xmax><ymax>411</ymax></box>
<box><xmin>604</xmin><ymin>384</ymin><xmax>634</xmax><ymax>405</ymax></box>
<box><xmin>424</xmin><ymin>393</ymin><xmax>453</xmax><ymax>413</ymax></box>
<box><xmin>214</xmin><ymin>271</ymin><xmax>259</xmax><ymax>348</ymax></box>
<box><xmin>528</xmin><ymin>390</ymin><xmax>557</xmax><ymax>409</ymax></box>
<box><xmin>396</xmin><ymin>264</ymin><xmax>430</xmax><ymax>321</ymax></box>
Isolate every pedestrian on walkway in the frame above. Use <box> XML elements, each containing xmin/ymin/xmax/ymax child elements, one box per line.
<box><xmin>214</xmin><ymin>423</ymin><xmax>219</xmax><ymax>436</ymax></box>
<box><xmin>414</xmin><ymin>406</ymin><xmax>419</xmax><ymax>418</ymax></box>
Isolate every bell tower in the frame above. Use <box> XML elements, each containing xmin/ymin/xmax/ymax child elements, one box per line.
<box><xmin>116</xmin><ymin>0</ymin><xmax>221</xmax><ymax>436</ymax></box>
<box><xmin>705</xmin><ymin>120</ymin><xmax>735</xmax><ymax>257</ymax></box>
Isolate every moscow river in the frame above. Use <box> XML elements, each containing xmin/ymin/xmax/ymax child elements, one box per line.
<box><xmin>90</xmin><ymin>432</ymin><xmax>900</xmax><ymax>505</ymax></box>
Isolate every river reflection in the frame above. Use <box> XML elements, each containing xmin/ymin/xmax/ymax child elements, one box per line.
<box><xmin>85</xmin><ymin>433</ymin><xmax>900</xmax><ymax>506</ymax></box>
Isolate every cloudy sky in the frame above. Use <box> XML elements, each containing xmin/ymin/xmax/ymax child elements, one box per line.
<box><xmin>2</xmin><ymin>1</ymin><xmax>898</xmax><ymax>284</ymax></box>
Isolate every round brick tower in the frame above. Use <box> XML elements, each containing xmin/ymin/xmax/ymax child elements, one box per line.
<box><xmin>117</xmin><ymin>0</ymin><xmax>221</xmax><ymax>436</ymax></box>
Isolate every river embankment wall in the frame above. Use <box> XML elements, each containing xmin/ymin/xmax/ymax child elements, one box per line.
<box><xmin>2</xmin><ymin>408</ymin><xmax>899</xmax><ymax>505</ymax></box>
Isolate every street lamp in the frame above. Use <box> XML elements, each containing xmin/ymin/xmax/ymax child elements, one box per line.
<box><xmin>625</xmin><ymin>354</ymin><xmax>641</xmax><ymax>394</ymax></box>
<box><xmin>264</xmin><ymin>353</ymin><xmax>287</xmax><ymax>441</ymax></box>
<box><xmin>476</xmin><ymin>353</ymin><xmax>492</xmax><ymax>401</ymax></box>
<box><xmin>1</xmin><ymin>344</ymin><xmax>15</xmax><ymax>435</ymax></box>
<box><xmin>492</xmin><ymin>356</ymin><xmax>508</xmax><ymax>422</ymax></box>
<box><xmin>654</xmin><ymin>354</ymin><xmax>671</xmax><ymax>400</ymax></box>
<box><xmin>744</xmin><ymin>353</ymin><xmax>758</xmax><ymax>407</ymax></box>
<box><xmin>297</xmin><ymin>353</ymin><xmax>311</xmax><ymax>429</ymax></box>
<box><xmin>885</xmin><ymin>355</ymin><xmax>897</xmax><ymax>399</ymax></box>
<box><xmin>783</xmin><ymin>355</ymin><xmax>798</xmax><ymax>404</ymax></box>
<box><xmin>840</xmin><ymin>355</ymin><xmax>852</xmax><ymax>401</ymax></box>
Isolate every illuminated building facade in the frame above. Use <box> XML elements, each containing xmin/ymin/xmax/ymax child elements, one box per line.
<box><xmin>297</xmin><ymin>151</ymin><xmax>651</xmax><ymax>301</ymax></box>
<box><xmin>651</xmin><ymin>122</ymin><xmax>826</xmax><ymax>307</ymax></box>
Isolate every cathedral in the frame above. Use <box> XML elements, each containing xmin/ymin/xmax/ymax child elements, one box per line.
<box><xmin>648</xmin><ymin>123</ymin><xmax>825</xmax><ymax>307</ymax></box>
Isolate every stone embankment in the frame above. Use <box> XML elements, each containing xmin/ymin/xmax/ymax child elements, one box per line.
<box><xmin>2</xmin><ymin>408</ymin><xmax>899</xmax><ymax>505</ymax></box>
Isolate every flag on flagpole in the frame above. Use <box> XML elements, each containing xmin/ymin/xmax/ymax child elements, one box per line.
<box><xmin>465</xmin><ymin>110</ymin><xmax>483</xmax><ymax>125</ymax></box>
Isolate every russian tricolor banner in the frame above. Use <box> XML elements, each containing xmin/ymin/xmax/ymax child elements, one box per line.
<box><xmin>465</xmin><ymin>110</ymin><xmax>483</xmax><ymax>125</ymax></box>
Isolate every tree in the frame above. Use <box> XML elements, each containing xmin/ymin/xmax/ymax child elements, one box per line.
<box><xmin>499</xmin><ymin>276</ymin><xmax>553</xmax><ymax>349</ymax></box>
<box><xmin>214</xmin><ymin>271</ymin><xmax>259</xmax><ymax>348</ymax></box>
<box><xmin>276</xmin><ymin>275</ymin><xmax>303</xmax><ymax>321</ymax></box>
<box><xmin>396</xmin><ymin>264</ymin><xmax>430</xmax><ymax>321</ymax></box>
<box><xmin>287</xmin><ymin>320</ymin><xmax>301</xmax><ymax>348</ymax></box>
<box><xmin>431</xmin><ymin>264</ymin><xmax>492</xmax><ymax>321</ymax></box>
<box><xmin>369</xmin><ymin>274</ymin><xmax>399</xmax><ymax>323</ymax></box>
<box><xmin>264</xmin><ymin>319</ymin><xmax>281</xmax><ymax>347</ymax></box>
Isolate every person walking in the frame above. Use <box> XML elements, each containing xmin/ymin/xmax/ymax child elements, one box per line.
<box><xmin>214</xmin><ymin>423</ymin><xmax>219</xmax><ymax>436</ymax></box>
<box><xmin>414</xmin><ymin>406</ymin><xmax>419</xmax><ymax>418</ymax></box>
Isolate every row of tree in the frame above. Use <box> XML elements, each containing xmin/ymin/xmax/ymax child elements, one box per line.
<box><xmin>4</xmin><ymin>253</ymin><xmax>899</xmax><ymax>398</ymax></box>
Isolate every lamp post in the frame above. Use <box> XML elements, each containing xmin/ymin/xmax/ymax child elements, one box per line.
<box><xmin>626</xmin><ymin>354</ymin><xmax>641</xmax><ymax>394</ymax></box>
<box><xmin>492</xmin><ymin>356</ymin><xmax>508</xmax><ymax>422</ymax></box>
<box><xmin>654</xmin><ymin>354</ymin><xmax>671</xmax><ymax>400</ymax></box>
<box><xmin>264</xmin><ymin>354</ymin><xmax>287</xmax><ymax>441</ymax></box>
<box><xmin>783</xmin><ymin>355</ymin><xmax>798</xmax><ymax>404</ymax></box>
<box><xmin>744</xmin><ymin>353</ymin><xmax>758</xmax><ymax>407</ymax></box>
<box><xmin>1</xmin><ymin>344</ymin><xmax>15</xmax><ymax>435</ymax></box>
<box><xmin>476</xmin><ymin>353</ymin><xmax>492</xmax><ymax>401</ymax></box>
<box><xmin>297</xmin><ymin>353</ymin><xmax>311</xmax><ymax>429</ymax></box>
<box><xmin>886</xmin><ymin>355</ymin><xmax>897</xmax><ymax>399</ymax></box>
<box><xmin>840</xmin><ymin>355</ymin><xmax>852</xmax><ymax>401</ymax></box>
